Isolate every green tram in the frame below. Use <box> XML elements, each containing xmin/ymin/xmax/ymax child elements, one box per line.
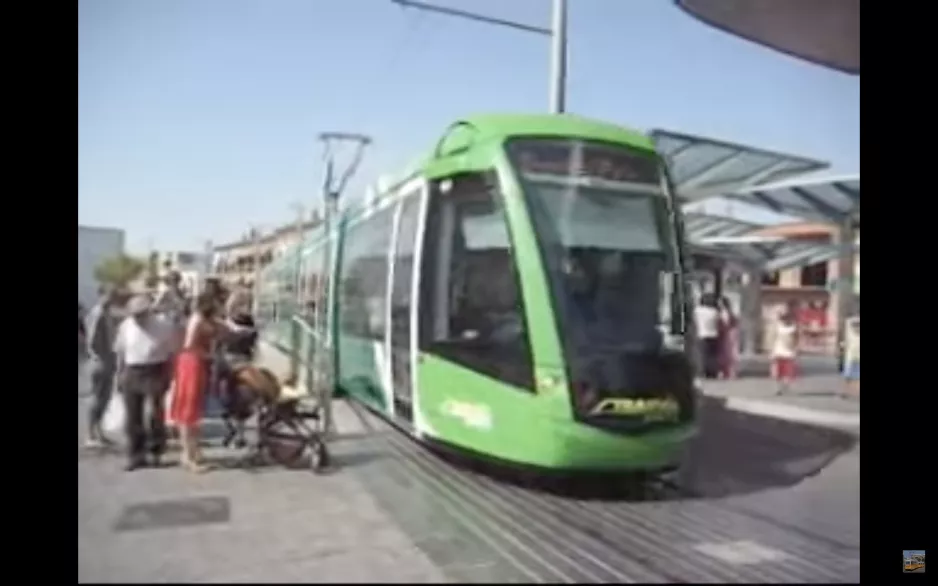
<box><xmin>256</xmin><ymin>113</ymin><xmax>699</xmax><ymax>473</ymax></box>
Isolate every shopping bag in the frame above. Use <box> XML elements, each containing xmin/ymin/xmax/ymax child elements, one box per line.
<box><xmin>164</xmin><ymin>380</ymin><xmax>175</xmax><ymax>425</ymax></box>
<box><xmin>102</xmin><ymin>393</ymin><xmax>126</xmax><ymax>436</ymax></box>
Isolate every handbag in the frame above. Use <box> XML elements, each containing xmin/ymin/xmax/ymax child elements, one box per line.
<box><xmin>164</xmin><ymin>379</ymin><xmax>176</xmax><ymax>425</ymax></box>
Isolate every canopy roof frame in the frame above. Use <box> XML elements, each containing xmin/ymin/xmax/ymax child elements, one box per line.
<box><xmin>720</xmin><ymin>174</ymin><xmax>860</xmax><ymax>225</ymax></box>
<box><xmin>683</xmin><ymin>210</ymin><xmax>852</xmax><ymax>273</ymax></box>
<box><xmin>652</xmin><ymin>129</ymin><xmax>830</xmax><ymax>200</ymax></box>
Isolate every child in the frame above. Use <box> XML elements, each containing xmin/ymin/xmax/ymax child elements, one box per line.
<box><xmin>770</xmin><ymin>309</ymin><xmax>799</xmax><ymax>395</ymax></box>
<box><xmin>841</xmin><ymin>317</ymin><xmax>860</xmax><ymax>399</ymax></box>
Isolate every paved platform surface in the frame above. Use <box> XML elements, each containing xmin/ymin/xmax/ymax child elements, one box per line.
<box><xmin>78</xmin><ymin>362</ymin><xmax>447</xmax><ymax>583</ymax></box>
<box><xmin>701</xmin><ymin>355</ymin><xmax>860</xmax><ymax>431</ymax></box>
<box><xmin>79</xmin><ymin>354</ymin><xmax>859</xmax><ymax>583</ymax></box>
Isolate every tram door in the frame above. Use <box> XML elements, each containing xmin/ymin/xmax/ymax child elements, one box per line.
<box><xmin>388</xmin><ymin>190</ymin><xmax>424</xmax><ymax>425</ymax></box>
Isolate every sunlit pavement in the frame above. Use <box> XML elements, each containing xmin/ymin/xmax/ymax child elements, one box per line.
<box><xmin>78</xmin><ymin>357</ymin><xmax>859</xmax><ymax>583</ymax></box>
<box><xmin>702</xmin><ymin>356</ymin><xmax>859</xmax><ymax>432</ymax></box>
<box><xmin>77</xmin><ymin>361</ymin><xmax>447</xmax><ymax>583</ymax></box>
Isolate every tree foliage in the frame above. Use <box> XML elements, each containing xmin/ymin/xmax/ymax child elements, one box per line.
<box><xmin>94</xmin><ymin>254</ymin><xmax>146</xmax><ymax>288</ymax></box>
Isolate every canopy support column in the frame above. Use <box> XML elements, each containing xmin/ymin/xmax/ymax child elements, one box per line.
<box><xmin>740</xmin><ymin>267</ymin><xmax>763</xmax><ymax>355</ymax></box>
<box><xmin>834</xmin><ymin>217</ymin><xmax>858</xmax><ymax>356</ymax></box>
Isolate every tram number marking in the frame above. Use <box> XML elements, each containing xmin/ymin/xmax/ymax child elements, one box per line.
<box><xmin>441</xmin><ymin>401</ymin><xmax>492</xmax><ymax>430</ymax></box>
<box><xmin>589</xmin><ymin>397</ymin><xmax>680</xmax><ymax>422</ymax></box>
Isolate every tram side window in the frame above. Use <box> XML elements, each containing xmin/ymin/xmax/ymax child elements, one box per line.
<box><xmin>255</xmin><ymin>268</ymin><xmax>276</xmax><ymax>326</ymax></box>
<box><xmin>276</xmin><ymin>262</ymin><xmax>298</xmax><ymax>320</ymax></box>
<box><xmin>420</xmin><ymin>172</ymin><xmax>535</xmax><ymax>391</ymax></box>
<box><xmin>338</xmin><ymin>206</ymin><xmax>394</xmax><ymax>340</ymax></box>
<box><xmin>298</xmin><ymin>248</ymin><xmax>324</xmax><ymax>325</ymax></box>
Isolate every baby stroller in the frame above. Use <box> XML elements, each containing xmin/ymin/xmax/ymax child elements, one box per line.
<box><xmin>214</xmin><ymin>314</ymin><xmax>330</xmax><ymax>472</ymax></box>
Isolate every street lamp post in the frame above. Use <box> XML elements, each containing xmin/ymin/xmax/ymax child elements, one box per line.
<box><xmin>549</xmin><ymin>0</ymin><xmax>568</xmax><ymax>114</ymax></box>
<box><xmin>390</xmin><ymin>0</ymin><xmax>568</xmax><ymax>114</ymax></box>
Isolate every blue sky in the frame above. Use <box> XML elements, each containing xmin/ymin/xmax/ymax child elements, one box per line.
<box><xmin>78</xmin><ymin>0</ymin><xmax>860</xmax><ymax>253</ymax></box>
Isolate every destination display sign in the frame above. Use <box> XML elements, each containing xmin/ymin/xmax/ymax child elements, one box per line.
<box><xmin>509</xmin><ymin>139</ymin><xmax>661</xmax><ymax>185</ymax></box>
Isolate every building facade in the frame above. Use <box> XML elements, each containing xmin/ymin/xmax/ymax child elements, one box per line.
<box><xmin>752</xmin><ymin>222</ymin><xmax>860</xmax><ymax>354</ymax></box>
<box><xmin>78</xmin><ymin>225</ymin><xmax>126</xmax><ymax>308</ymax></box>
<box><xmin>155</xmin><ymin>250</ymin><xmax>208</xmax><ymax>294</ymax></box>
<box><xmin>211</xmin><ymin>220</ymin><xmax>320</xmax><ymax>289</ymax></box>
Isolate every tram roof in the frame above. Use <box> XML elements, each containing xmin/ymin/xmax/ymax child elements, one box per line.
<box><xmin>683</xmin><ymin>211</ymin><xmax>848</xmax><ymax>272</ymax></box>
<box><xmin>651</xmin><ymin>130</ymin><xmax>828</xmax><ymax>199</ymax></box>
<box><xmin>435</xmin><ymin>113</ymin><xmax>655</xmax><ymax>156</ymax></box>
<box><xmin>361</xmin><ymin>113</ymin><xmax>661</xmax><ymax>209</ymax></box>
<box><xmin>718</xmin><ymin>174</ymin><xmax>860</xmax><ymax>225</ymax></box>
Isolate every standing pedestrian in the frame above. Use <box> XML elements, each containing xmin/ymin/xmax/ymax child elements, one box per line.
<box><xmin>78</xmin><ymin>301</ymin><xmax>87</xmax><ymax>360</ymax></box>
<box><xmin>770</xmin><ymin>308</ymin><xmax>799</xmax><ymax>395</ymax></box>
<box><xmin>153</xmin><ymin>271</ymin><xmax>188</xmax><ymax>340</ymax></box>
<box><xmin>84</xmin><ymin>288</ymin><xmax>117</xmax><ymax>448</ymax></box>
<box><xmin>225</xmin><ymin>281</ymin><xmax>253</xmax><ymax>320</ymax></box>
<box><xmin>169</xmin><ymin>292</ymin><xmax>254</xmax><ymax>473</ymax></box>
<box><xmin>717</xmin><ymin>296</ymin><xmax>739</xmax><ymax>379</ymax></box>
<box><xmin>113</xmin><ymin>295</ymin><xmax>177</xmax><ymax>471</ymax></box>
<box><xmin>694</xmin><ymin>293</ymin><xmax>721</xmax><ymax>379</ymax></box>
<box><xmin>841</xmin><ymin>316</ymin><xmax>860</xmax><ymax>399</ymax></box>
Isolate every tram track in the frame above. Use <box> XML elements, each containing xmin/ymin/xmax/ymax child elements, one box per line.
<box><xmin>345</xmin><ymin>401</ymin><xmax>858</xmax><ymax>583</ymax></box>
<box><xmin>350</xmin><ymin>406</ymin><xmax>670</xmax><ymax>583</ymax></box>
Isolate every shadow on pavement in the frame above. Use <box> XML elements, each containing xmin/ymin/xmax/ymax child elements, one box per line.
<box><xmin>676</xmin><ymin>396</ymin><xmax>857</xmax><ymax>499</ymax></box>
<box><xmin>791</xmin><ymin>390</ymin><xmax>842</xmax><ymax>398</ymax></box>
<box><xmin>417</xmin><ymin>395</ymin><xmax>856</xmax><ymax>503</ymax></box>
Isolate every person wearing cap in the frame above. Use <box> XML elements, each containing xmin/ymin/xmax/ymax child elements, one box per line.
<box><xmin>84</xmin><ymin>287</ymin><xmax>118</xmax><ymax>448</ymax></box>
<box><xmin>113</xmin><ymin>294</ymin><xmax>178</xmax><ymax>470</ymax></box>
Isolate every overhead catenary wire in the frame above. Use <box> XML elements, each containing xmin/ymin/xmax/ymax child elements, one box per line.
<box><xmin>307</xmin><ymin>5</ymin><xmax>428</xmax><ymax>212</ymax></box>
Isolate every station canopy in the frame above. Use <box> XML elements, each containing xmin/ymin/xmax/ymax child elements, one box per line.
<box><xmin>683</xmin><ymin>211</ymin><xmax>848</xmax><ymax>273</ymax></box>
<box><xmin>651</xmin><ymin>130</ymin><xmax>829</xmax><ymax>200</ymax></box>
<box><xmin>720</xmin><ymin>174</ymin><xmax>860</xmax><ymax>225</ymax></box>
<box><xmin>674</xmin><ymin>0</ymin><xmax>859</xmax><ymax>75</ymax></box>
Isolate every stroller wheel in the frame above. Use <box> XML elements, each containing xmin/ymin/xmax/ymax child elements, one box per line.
<box><xmin>310</xmin><ymin>440</ymin><xmax>330</xmax><ymax>473</ymax></box>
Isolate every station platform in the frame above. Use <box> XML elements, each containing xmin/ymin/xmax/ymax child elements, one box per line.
<box><xmin>702</xmin><ymin>355</ymin><xmax>859</xmax><ymax>432</ymax></box>
<box><xmin>78</xmin><ymin>353</ymin><xmax>859</xmax><ymax>583</ymax></box>
<box><xmin>77</xmin><ymin>362</ymin><xmax>447</xmax><ymax>583</ymax></box>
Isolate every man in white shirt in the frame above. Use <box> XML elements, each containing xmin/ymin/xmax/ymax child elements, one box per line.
<box><xmin>694</xmin><ymin>293</ymin><xmax>721</xmax><ymax>379</ymax></box>
<box><xmin>113</xmin><ymin>295</ymin><xmax>178</xmax><ymax>470</ymax></box>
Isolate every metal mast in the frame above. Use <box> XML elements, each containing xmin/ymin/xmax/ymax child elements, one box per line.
<box><xmin>390</xmin><ymin>0</ymin><xmax>568</xmax><ymax>113</ymax></box>
<box><xmin>314</xmin><ymin>132</ymin><xmax>371</xmax><ymax>437</ymax></box>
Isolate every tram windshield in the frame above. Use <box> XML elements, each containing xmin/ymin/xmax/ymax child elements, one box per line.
<box><xmin>507</xmin><ymin>138</ymin><xmax>686</xmax><ymax>356</ymax></box>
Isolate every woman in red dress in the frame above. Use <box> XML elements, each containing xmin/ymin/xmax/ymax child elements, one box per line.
<box><xmin>169</xmin><ymin>293</ymin><xmax>236</xmax><ymax>473</ymax></box>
